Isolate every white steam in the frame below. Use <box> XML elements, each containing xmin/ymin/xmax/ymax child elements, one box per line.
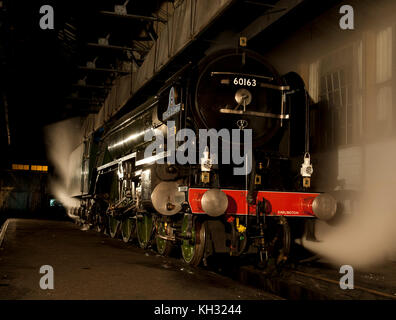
<box><xmin>44</xmin><ymin>118</ymin><xmax>82</xmax><ymax>210</ymax></box>
<box><xmin>304</xmin><ymin>140</ymin><xmax>396</xmax><ymax>267</ymax></box>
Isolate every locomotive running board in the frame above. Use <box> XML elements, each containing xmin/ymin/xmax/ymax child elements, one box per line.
<box><xmin>97</xmin><ymin>152</ymin><xmax>137</xmax><ymax>171</ymax></box>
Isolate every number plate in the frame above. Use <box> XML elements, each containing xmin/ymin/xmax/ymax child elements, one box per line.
<box><xmin>233</xmin><ymin>77</ymin><xmax>257</xmax><ymax>87</ymax></box>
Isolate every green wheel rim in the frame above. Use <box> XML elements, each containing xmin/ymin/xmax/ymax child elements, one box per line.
<box><xmin>109</xmin><ymin>216</ymin><xmax>120</xmax><ymax>238</ymax></box>
<box><xmin>181</xmin><ymin>216</ymin><xmax>197</xmax><ymax>264</ymax></box>
<box><xmin>121</xmin><ymin>217</ymin><xmax>135</xmax><ymax>243</ymax></box>
<box><xmin>156</xmin><ymin>221</ymin><xmax>173</xmax><ymax>255</ymax></box>
<box><xmin>156</xmin><ymin>222</ymin><xmax>167</xmax><ymax>254</ymax></box>
<box><xmin>137</xmin><ymin>214</ymin><xmax>153</xmax><ymax>249</ymax></box>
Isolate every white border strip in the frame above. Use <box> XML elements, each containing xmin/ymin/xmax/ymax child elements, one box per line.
<box><xmin>0</xmin><ymin>219</ymin><xmax>10</xmax><ymax>248</ymax></box>
<box><xmin>135</xmin><ymin>151</ymin><xmax>170</xmax><ymax>167</ymax></box>
<box><xmin>97</xmin><ymin>152</ymin><xmax>137</xmax><ymax>171</ymax></box>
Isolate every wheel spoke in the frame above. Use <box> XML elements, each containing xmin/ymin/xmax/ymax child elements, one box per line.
<box><xmin>121</xmin><ymin>217</ymin><xmax>135</xmax><ymax>243</ymax></box>
<box><xmin>96</xmin><ymin>214</ymin><xmax>106</xmax><ymax>233</ymax></box>
<box><xmin>137</xmin><ymin>214</ymin><xmax>153</xmax><ymax>249</ymax></box>
<box><xmin>156</xmin><ymin>220</ymin><xmax>173</xmax><ymax>256</ymax></box>
<box><xmin>181</xmin><ymin>216</ymin><xmax>206</xmax><ymax>266</ymax></box>
<box><xmin>108</xmin><ymin>216</ymin><xmax>120</xmax><ymax>238</ymax></box>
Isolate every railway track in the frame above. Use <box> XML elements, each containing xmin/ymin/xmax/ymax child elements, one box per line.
<box><xmin>225</xmin><ymin>262</ymin><xmax>396</xmax><ymax>300</ymax></box>
<box><xmin>290</xmin><ymin>269</ymin><xmax>396</xmax><ymax>300</ymax></box>
<box><xmin>75</xmin><ymin>219</ymin><xmax>396</xmax><ymax>300</ymax></box>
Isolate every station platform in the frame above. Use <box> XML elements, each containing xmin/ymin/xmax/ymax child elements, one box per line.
<box><xmin>0</xmin><ymin>219</ymin><xmax>279</xmax><ymax>300</ymax></box>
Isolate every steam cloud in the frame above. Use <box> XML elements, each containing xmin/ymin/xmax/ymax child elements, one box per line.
<box><xmin>44</xmin><ymin>118</ymin><xmax>81</xmax><ymax>211</ymax></box>
<box><xmin>304</xmin><ymin>141</ymin><xmax>396</xmax><ymax>268</ymax></box>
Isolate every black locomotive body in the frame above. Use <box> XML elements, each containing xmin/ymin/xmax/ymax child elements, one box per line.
<box><xmin>67</xmin><ymin>49</ymin><xmax>337</xmax><ymax>266</ymax></box>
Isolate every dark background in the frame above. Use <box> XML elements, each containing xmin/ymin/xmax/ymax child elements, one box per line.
<box><xmin>0</xmin><ymin>0</ymin><xmax>77</xmax><ymax>164</ymax></box>
<box><xmin>0</xmin><ymin>0</ymin><xmax>164</xmax><ymax>165</ymax></box>
<box><xmin>0</xmin><ymin>0</ymin><xmax>341</xmax><ymax>167</ymax></box>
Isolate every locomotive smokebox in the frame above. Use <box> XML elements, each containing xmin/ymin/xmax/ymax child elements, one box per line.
<box><xmin>311</xmin><ymin>193</ymin><xmax>337</xmax><ymax>221</ymax></box>
<box><xmin>201</xmin><ymin>189</ymin><xmax>228</xmax><ymax>217</ymax></box>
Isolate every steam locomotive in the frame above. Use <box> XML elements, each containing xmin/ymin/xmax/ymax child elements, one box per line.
<box><xmin>67</xmin><ymin>49</ymin><xmax>337</xmax><ymax>267</ymax></box>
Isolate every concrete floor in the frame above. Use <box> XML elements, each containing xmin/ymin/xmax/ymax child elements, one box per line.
<box><xmin>0</xmin><ymin>219</ymin><xmax>280</xmax><ymax>300</ymax></box>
